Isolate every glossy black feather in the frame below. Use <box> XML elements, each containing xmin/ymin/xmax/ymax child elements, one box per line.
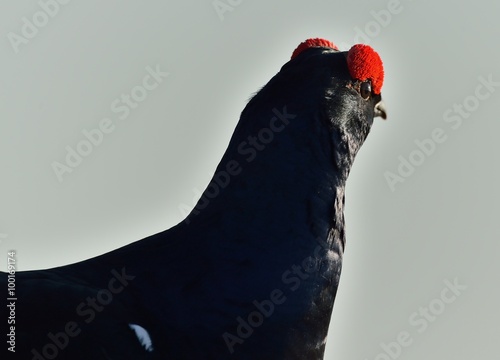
<box><xmin>1</xmin><ymin>47</ymin><xmax>383</xmax><ymax>359</ymax></box>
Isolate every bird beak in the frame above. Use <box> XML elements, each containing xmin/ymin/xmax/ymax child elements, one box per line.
<box><xmin>374</xmin><ymin>100</ymin><xmax>387</xmax><ymax>120</ymax></box>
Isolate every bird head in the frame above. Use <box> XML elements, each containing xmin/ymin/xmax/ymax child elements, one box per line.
<box><xmin>289</xmin><ymin>38</ymin><xmax>385</xmax><ymax>129</ymax></box>
<box><xmin>290</xmin><ymin>39</ymin><xmax>386</xmax><ymax>116</ymax></box>
<box><xmin>277</xmin><ymin>38</ymin><xmax>387</xmax><ymax>168</ymax></box>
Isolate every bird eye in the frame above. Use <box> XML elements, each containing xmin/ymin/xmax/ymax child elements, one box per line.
<box><xmin>360</xmin><ymin>81</ymin><xmax>372</xmax><ymax>100</ymax></box>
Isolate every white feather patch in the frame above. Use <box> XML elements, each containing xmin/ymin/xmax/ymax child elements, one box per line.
<box><xmin>129</xmin><ymin>324</ymin><xmax>154</xmax><ymax>352</ymax></box>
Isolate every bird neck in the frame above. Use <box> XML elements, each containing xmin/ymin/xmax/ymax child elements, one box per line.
<box><xmin>90</xmin><ymin>108</ymin><xmax>365</xmax><ymax>358</ymax></box>
<box><xmin>184</xmin><ymin>108</ymin><xmax>359</xmax><ymax>240</ymax></box>
<box><xmin>163</xmin><ymin>108</ymin><xmax>365</xmax><ymax>358</ymax></box>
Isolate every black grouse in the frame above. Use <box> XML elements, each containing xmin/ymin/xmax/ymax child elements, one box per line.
<box><xmin>3</xmin><ymin>37</ymin><xmax>387</xmax><ymax>359</ymax></box>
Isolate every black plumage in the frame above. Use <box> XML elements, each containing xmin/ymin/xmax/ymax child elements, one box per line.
<box><xmin>2</xmin><ymin>38</ymin><xmax>386</xmax><ymax>359</ymax></box>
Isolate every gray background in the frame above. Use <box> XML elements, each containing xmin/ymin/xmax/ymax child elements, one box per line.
<box><xmin>1</xmin><ymin>1</ymin><xmax>499</xmax><ymax>358</ymax></box>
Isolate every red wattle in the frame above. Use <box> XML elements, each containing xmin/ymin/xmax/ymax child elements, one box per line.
<box><xmin>346</xmin><ymin>44</ymin><xmax>384</xmax><ymax>94</ymax></box>
<box><xmin>291</xmin><ymin>38</ymin><xmax>338</xmax><ymax>59</ymax></box>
